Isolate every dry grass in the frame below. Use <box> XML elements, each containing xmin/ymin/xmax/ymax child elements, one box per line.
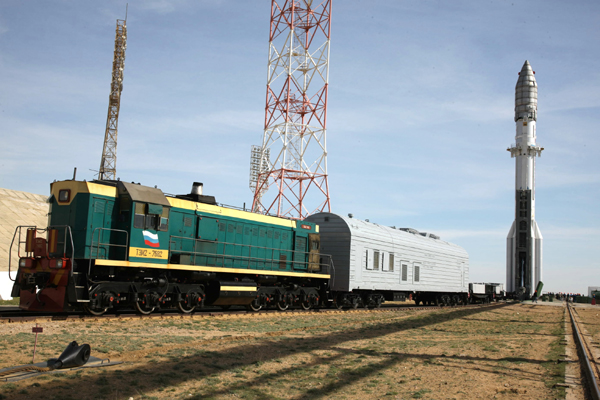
<box><xmin>0</xmin><ymin>303</ymin><xmax>566</xmax><ymax>399</ymax></box>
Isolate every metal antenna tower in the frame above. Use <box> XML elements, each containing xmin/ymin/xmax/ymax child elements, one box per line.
<box><xmin>99</xmin><ymin>13</ymin><xmax>127</xmax><ymax>181</ymax></box>
<box><xmin>250</xmin><ymin>0</ymin><xmax>332</xmax><ymax>219</ymax></box>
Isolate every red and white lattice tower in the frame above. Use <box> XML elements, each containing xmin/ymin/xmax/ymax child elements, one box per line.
<box><xmin>250</xmin><ymin>0</ymin><xmax>332</xmax><ymax>219</ymax></box>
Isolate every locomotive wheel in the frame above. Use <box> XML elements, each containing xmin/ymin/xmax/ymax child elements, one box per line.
<box><xmin>300</xmin><ymin>301</ymin><xmax>312</xmax><ymax>310</ymax></box>
<box><xmin>177</xmin><ymin>301</ymin><xmax>196</xmax><ymax>314</ymax></box>
<box><xmin>247</xmin><ymin>299</ymin><xmax>262</xmax><ymax>312</ymax></box>
<box><xmin>276</xmin><ymin>301</ymin><xmax>289</xmax><ymax>311</ymax></box>
<box><xmin>135</xmin><ymin>300</ymin><xmax>155</xmax><ymax>315</ymax></box>
<box><xmin>83</xmin><ymin>304</ymin><xmax>108</xmax><ymax>316</ymax></box>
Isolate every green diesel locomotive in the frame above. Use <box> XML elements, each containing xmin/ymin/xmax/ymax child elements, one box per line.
<box><xmin>10</xmin><ymin>180</ymin><xmax>331</xmax><ymax>315</ymax></box>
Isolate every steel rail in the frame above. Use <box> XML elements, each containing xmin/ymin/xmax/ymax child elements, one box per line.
<box><xmin>568</xmin><ymin>303</ymin><xmax>600</xmax><ymax>400</ymax></box>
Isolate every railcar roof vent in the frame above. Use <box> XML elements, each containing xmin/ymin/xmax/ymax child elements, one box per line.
<box><xmin>399</xmin><ymin>228</ymin><xmax>419</xmax><ymax>235</ymax></box>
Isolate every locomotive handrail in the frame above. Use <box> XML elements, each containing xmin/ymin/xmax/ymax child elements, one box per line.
<box><xmin>168</xmin><ymin>235</ymin><xmax>332</xmax><ymax>274</ymax></box>
<box><xmin>8</xmin><ymin>225</ymin><xmax>37</xmax><ymax>281</ymax></box>
<box><xmin>8</xmin><ymin>225</ymin><xmax>75</xmax><ymax>281</ymax></box>
<box><xmin>88</xmin><ymin>227</ymin><xmax>129</xmax><ymax>275</ymax></box>
<box><xmin>48</xmin><ymin>225</ymin><xmax>75</xmax><ymax>280</ymax></box>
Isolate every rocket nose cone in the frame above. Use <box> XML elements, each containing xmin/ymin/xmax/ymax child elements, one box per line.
<box><xmin>515</xmin><ymin>60</ymin><xmax>537</xmax><ymax>121</ymax></box>
<box><xmin>517</xmin><ymin>60</ymin><xmax>536</xmax><ymax>87</ymax></box>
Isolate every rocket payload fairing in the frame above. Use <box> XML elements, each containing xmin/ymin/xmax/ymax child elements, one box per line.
<box><xmin>506</xmin><ymin>60</ymin><xmax>544</xmax><ymax>298</ymax></box>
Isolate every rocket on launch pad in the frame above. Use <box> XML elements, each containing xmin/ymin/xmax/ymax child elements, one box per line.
<box><xmin>506</xmin><ymin>60</ymin><xmax>544</xmax><ymax>299</ymax></box>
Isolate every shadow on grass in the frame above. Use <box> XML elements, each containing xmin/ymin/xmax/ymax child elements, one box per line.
<box><xmin>5</xmin><ymin>303</ymin><xmax>532</xmax><ymax>399</ymax></box>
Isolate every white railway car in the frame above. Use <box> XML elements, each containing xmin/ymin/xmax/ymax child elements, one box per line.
<box><xmin>306</xmin><ymin>213</ymin><xmax>469</xmax><ymax>308</ymax></box>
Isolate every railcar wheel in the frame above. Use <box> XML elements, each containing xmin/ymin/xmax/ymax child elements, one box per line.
<box><xmin>177</xmin><ymin>301</ymin><xmax>196</xmax><ymax>314</ymax></box>
<box><xmin>83</xmin><ymin>304</ymin><xmax>108</xmax><ymax>316</ymax></box>
<box><xmin>135</xmin><ymin>300</ymin><xmax>155</xmax><ymax>315</ymax></box>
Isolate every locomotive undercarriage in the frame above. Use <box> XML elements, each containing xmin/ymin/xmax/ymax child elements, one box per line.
<box><xmin>72</xmin><ymin>264</ymin><xmax>327</xmax><ymax>315</ymax></box>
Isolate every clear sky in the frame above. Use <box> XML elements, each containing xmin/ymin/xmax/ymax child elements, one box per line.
<box><xmin>0</xmin><ymin>1</ymin><xmax>598</xmax><ymax>294</ymax></box>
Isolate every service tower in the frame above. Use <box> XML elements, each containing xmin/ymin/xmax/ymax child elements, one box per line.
<box><xmin>506</xmin><ymin>60</ymin><xmax>544</xmax><ymax>299</ymax></box>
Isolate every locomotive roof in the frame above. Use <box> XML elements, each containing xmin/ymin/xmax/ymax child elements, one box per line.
<box><xmin>117</xmin><ymin>181</ymin><xmax>171</xmax><ymax>207</ymax></box>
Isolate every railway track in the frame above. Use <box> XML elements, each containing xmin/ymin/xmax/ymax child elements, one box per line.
<box><xmin>568</xmin><ymin>303</ymin><xmax>600</xmax><ymax>400</ymax></box>
<box><xmin>0</xmin><ymin>301</ymin><xmax>507</xmax><ymax>324</ymax></box>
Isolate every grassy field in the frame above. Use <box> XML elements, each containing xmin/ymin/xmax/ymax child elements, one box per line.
<box><xmin>0</xmin><ymin>303</ymin><xmax>566</xmax><ymax>399</ymax></box>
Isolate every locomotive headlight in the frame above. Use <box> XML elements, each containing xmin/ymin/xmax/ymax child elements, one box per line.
<box><xmin>56</xmin><ymin>259</ymin><xmax>63</xmax><ymax>268</ymax></box>
<box><xmin>19</xmin><ymin>259</ymin><xmax>27</xmax><ymax>268</ymax></box>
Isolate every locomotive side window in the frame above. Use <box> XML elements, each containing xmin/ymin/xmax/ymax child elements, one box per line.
<box><xmin>133</xmin><ymin>203</ymin><xmax>145</xmax><ymax>229</ymax></box>
<box><xmin>145</xmin><ymin>214</ymin><xmax>158</xmax><ymax>230</ymax></box>
<box><xmin>158</xmin><ymin>208</ymin><xmax>170</xmax><ymax>231</ymax></box>
<box><xmin>133</xmin><ymin>202</ymin><xmax>170</xmax><ymax>231</ymax></box>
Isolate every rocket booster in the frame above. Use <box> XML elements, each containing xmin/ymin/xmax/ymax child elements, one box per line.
<box><xmin>506</xmin><ymin>61</ymin><xmax>544</xmax><ymax>298</ymax></box>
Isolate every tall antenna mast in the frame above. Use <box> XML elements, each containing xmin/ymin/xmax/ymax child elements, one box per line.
<box><xmin>250</xmin><ymin>0</ymin><xmax>332</xmax><ymax>219</ymax></box>
<box><xmin>99</xmin><ymin>10</ymin><xmax>127</xmax><ymax>181</ymax></box>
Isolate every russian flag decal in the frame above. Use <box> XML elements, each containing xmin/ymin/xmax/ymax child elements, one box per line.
<box><xmin>142</xmin><ymin>230</ymin><xmax>160</xmax><ymax>248</ymax></box>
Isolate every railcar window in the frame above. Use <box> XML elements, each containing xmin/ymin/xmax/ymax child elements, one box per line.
<box><xmin>401</xmin><ymin>263</ymin><xmax>408</xmax><ymax>281</ymax></box>
<box><xmin>381</xmin><ymin>253</ymin><xmax>386</xmax><ymax>271</ymax></box>
<box><xmin>389</xmin><ymin>254</ymin><xmax>395</xmax><ymax>272</ymax></box>
<box><xmin>414</xmin><ymin>265</ymin><xmax>420</xmax><ymax>282</ymax></box>
<box><xmin>373</xmin><ymin>251</ymin><xmax>380</xmax><ymax>271</ymax></box>
<box><xmin>365</xmin><ymin>250</ymin><xmax>371</xmax><ymax>270</ymax></box>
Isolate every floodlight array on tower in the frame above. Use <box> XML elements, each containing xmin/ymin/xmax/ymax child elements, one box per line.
<box><xmin>250</xmin><ymin>0</ymin><xmax>332</xmax><ymax>219</ymax></box>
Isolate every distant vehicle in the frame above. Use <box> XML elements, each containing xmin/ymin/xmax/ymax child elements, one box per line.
<box><xmin>468</xmin><ymin>282</ymin><xmax>505</xmax><ymax>303</ymax></box>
